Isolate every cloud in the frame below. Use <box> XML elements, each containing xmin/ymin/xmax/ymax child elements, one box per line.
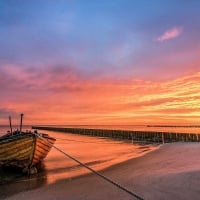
<box><xmin>1</xmin><ymin>59</ymin><xmax>200</xmax><ymax>125</ymax></box>
<box><xmin>157</xmin><ymin>26</ymin><xmax>183</xmax><ymax>42</ymax></box>
<box><xmin>0</xmin><ymin>63</ymin><xmax>84</xmax><ymax>93</ymax></box>
<box><xmin>0</xmin><ymin>108</ymin><xmax>18</xmax><ymax>118</ymax></box>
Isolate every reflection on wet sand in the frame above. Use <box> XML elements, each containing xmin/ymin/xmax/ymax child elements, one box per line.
<box><xmin>44</xmin><ymin>131</ymin><xmax>157</xmax><ymax>184</ymax></box>
<box><xmin>0</xmin><ymin>165</ymin><xmax>47</xmax><ymax>199</ymax></box>
<box><xmin>0</xmin><ymin>131</ymin><xmax>157</xmax><ymax>199</ymax></box>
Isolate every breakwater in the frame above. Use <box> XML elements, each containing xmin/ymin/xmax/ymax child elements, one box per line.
<box><xmin>32</xmin><ymin>126</ymin><xmax>200</xmax><ymax>144</ymax></box>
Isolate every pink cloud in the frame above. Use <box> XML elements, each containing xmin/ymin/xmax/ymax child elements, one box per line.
<box><xmin>157</xmin><ymin>27</ymin><xmax>183</xmax><ymax>42</ymax></box>
<box><xmin>1</xmin><ymin>58</ymin><xmax>200</xmax><ymax>125</ymax></box>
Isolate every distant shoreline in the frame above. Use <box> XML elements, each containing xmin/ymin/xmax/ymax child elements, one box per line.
<box><xmin>1</xmin><ymin>124</ymin><xmax>200</xmax><ymax>128</ymax></box>
<box><xmin>147</xmin><ymin>125</ymin><xmax>200</xmax><ymax>128</ymax></box>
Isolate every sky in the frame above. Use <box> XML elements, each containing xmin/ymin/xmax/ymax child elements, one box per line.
<box><xmin>0</xmin><ymin>0</ymin><xmax>200</xmax><ymax>125</ymax></box>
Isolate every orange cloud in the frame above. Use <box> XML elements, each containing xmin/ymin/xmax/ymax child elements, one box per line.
<box><xmin>1</xmin><ymin>64</ymin><xmax>200</xmax><ymax>125</ymax></box>
<box><xmin>37</xmin><ymin>72</ymin><xmax>200</xmax><ymax>124</ymax></box>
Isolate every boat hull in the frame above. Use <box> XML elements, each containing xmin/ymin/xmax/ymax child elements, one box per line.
<box><xmin>0</xmin><ymin>133</ymin><xmax>56</xmax><ymax>169</ymax></box>
<box><xmin>32</xmin><ymin>135</ymin><xmax>56</xmax><ymax>166</ymax></box>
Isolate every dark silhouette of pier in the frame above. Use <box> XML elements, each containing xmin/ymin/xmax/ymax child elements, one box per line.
<box><xmin>32</xmin><ymin>126</ymin><xmax>200</xmax><ymax>144</ymax></box>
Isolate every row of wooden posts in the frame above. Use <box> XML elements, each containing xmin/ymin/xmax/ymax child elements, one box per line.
<box><xmin>32</xmin><ymin>126</ymin><xmax>200</xmax><ymax>144</ymax></box>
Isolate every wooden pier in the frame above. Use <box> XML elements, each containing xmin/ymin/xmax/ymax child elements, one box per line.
<box><xmin>32</xmin><ymin>126</ymin><xmax>200</xmax><ymax>144</ymax></box>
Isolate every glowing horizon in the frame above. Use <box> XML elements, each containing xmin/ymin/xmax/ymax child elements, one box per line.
<box><xmin>1</xmin><ymin>71</ymin><xmax>200</xmax><ymax>126</ymax></box>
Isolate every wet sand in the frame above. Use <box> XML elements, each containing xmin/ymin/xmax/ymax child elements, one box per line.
<box><xmin>3</xmin><ymin>142</ymin><xmax>200</xmax><ymax>200</ymax></box>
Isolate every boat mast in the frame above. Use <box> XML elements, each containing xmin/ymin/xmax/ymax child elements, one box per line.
<box><xmin>19</xmin><ymin>113</ymin><xmax>24</xmax><ymax>133</ymax></box>
<box><xmin>9</xmin><ymin>116</ymin><xmax>13</xmax><ymax>135</ymax></box>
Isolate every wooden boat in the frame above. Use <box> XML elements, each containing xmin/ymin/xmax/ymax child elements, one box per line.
<box><xmin>0</xmin><ymin>114</ymin><xmax>56</xmax><ymax>173</ymax></box>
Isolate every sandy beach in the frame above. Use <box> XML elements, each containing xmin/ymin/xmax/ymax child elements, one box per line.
<box><xmin>3</xmin><ymin>142</ymin><xmax>200</xmax><ymax>200</ymax></box>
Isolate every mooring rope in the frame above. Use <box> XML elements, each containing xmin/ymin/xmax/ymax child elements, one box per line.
<box><xmin>36</xmin><ymin>133</ymin><xmax>144</xmax><ymax>200</ymax></box>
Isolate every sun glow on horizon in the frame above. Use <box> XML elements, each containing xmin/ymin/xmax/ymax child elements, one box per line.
<box><xmin>1</xmin><ymin>71</ymin><xmax>200</xmax><ymax>126</ymax></box>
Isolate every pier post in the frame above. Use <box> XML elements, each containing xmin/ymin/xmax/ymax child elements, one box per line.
<box><xmin>162</xmin><ymin>132</ymin><xmax>165</xmax><ymax>144</ymax></box>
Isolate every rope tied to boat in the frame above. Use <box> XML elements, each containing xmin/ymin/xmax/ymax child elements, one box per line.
<box><xmin>35</xmin><ymin>133</ymin><xmax>144</xmax><ymax>200</ymax></box>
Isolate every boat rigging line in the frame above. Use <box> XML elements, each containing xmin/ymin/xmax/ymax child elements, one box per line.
<box><xmin>35</xmin><ymin>133</ymin><xmax>144</xmax><ymax>200</ymax></box>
